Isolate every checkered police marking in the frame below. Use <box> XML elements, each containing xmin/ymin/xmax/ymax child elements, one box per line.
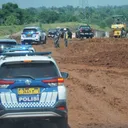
<box><xmin>0</xmin><ymin>92</ymin><xmax>58</xmax><ymax>109</ymax></box>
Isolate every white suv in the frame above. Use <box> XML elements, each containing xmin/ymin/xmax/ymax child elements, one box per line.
<box><xmin>21</xmin><ymin>27</ymin><xmax>47</xmax><ymax>45</ymax></box>
<box><xmin>0</xmin><ymin>52</ymin><xmax>68</xmax><ymax>128</ymax></box>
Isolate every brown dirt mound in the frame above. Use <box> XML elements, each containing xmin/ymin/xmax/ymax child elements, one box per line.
<box><xmin>36</xmin><ymin>38</ymin><xmax>128</xmax><ymax>128</ymax></box>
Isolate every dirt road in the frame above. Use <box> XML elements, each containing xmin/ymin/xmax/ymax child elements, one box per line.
<box><xmin>2</xmin><ymin>37</ymin><xmax>128</xmax><ymax>128</ymax></box>
<box><xmin>35</xmin><ymin>38</ymin><xmax>128</xmax><ymax>128</ymax></box>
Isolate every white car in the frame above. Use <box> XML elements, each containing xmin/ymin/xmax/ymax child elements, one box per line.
<box><xmin>21</xmin><ymin>27</ymin><xmax>47</xmax><ymax>45</ymax></box>
<box><xmin>0</xmin><ymin>52</ymin><xmax>68</xmax><ymax>128</ymax></box>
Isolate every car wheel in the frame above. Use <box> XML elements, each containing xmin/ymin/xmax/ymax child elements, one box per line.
<box><xmin>55</xmin><ymin>117</ymin><xmax>68</xmax><ymax>128</ymax></box>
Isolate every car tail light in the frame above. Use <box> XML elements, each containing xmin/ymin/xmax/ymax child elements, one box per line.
<box><xmin>42</xmin><ymin>78</ymin><xmax>64</xmax><ymax>86</ymax></box>
<box><xmin>0</xmin><ymin>80</ymin><xmax>15</xmax><ymax>88</ymax></box>
<box><xmin>57</xmin><ymin>106</ymin><xmax>65</xmax><ymax>110</ymax></box>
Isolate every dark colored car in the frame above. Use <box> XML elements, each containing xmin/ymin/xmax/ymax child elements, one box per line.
<box><xmin>75</xmin><ymin>25</ymin><xmax>94</xmax><ymax>39</ymax></box>
<box><xmin>0</xmin><ymin>39</ymin><xmax>18</xmax><ymax>53</ymax></box>
<box><xmin>47</xmin><ymin>29</ymin><xmax>57</xmax><ymax>38</ymax></box>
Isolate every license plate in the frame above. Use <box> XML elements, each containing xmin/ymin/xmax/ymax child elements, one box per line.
<box><xmin>27</xmin><ymin>34</ymin><xmax>31</xmax><ymax>37</ymax></box>
<box><xmin>18</xmin><ymin>87</ymin><xmax>40</xmax><ymax>95</ymax></box>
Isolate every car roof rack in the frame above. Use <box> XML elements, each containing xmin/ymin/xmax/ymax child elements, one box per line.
<box><xmin>0</xmin><ymin>52</ymin><xmax>52</xmax><ymax>57</ymax></box>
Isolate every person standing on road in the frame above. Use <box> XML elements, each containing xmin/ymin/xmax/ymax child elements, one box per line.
<box><xmin>53</xmin><ymin>29</ymin><xmax>60</xmax><ymax>48</ymax></box>
<box><xmin>64</xmin><ymin>28</ymin><xmax>69</xmax><ymax>47</ymax></box>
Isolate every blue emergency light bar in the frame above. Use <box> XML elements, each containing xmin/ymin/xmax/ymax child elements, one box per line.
<box><xmin>0</xmin><ymin>52</ymin><xmax>52</xmax><ymax>57</ymax></box>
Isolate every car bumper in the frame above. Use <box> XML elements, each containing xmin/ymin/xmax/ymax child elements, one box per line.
<box><xmin>48</xmin><ymin>35</ymin><xmax>54</xmax><ymax>38</ymax></box>
<box><xmin>0</xmin><ymin>101</ymin><xmax>67</xmax><ymax>119</ymax></box>
<box><xmin>21</xmin><ymin>37</ymin><xmax>40</xmax><ymax>42</ymax></box>
<box><xmin>80</xmin><ymin>33</ymin><xmax>94</xmax><ymax>37</ymax></box>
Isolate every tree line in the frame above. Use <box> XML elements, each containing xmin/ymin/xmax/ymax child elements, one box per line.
<box><xmin>0</xmin><ymin>2</ymin><xmax>128</xmax><ymax>28</ymax></box>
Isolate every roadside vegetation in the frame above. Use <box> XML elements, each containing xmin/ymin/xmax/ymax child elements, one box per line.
<box><xmin>0</xmin><ymin>2</ymin><xmax>128</xmax><ymax>36</ymax></box>
<box><xmin>0</xmin><ymin>22</ymin><xmax>109</xmax><ymax>37</ymax></box>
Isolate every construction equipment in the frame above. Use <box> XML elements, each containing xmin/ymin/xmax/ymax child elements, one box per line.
<box><xmin>111</xmin><ymin>15</ymin><xmax>127</xmax><ymax>38</ymax></box>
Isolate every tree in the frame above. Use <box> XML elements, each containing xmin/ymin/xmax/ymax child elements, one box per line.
<box><xmin>4</xmin><ymin>15</ymin><xmax>18</xmax><ymax>25</ymax></box>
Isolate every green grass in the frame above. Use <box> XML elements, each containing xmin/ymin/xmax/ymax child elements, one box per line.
<box><xmin>0</xmin><ymin>22</ymin><xmax>111</xmax><ymax>38</ymax></box>
<box><xmin>0</xmin><ymin>25</ymin><xmax>24</xmax><ymax>38</ymax></box>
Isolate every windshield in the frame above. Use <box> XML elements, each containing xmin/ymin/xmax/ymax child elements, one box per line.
<box><xmin>0</xmin><ymin>62</ymin><xmax>59</xmax><ymax>79</ymax></box>
<box><xmin>0</xmin><ymin>42</ymin><xmax>17</xmax><ymax>45</ymax></box>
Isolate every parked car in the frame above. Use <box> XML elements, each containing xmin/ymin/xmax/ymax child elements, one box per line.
<box><xmin>75</xmin><ymin>25</ymin><xmax>94</xmax><ymax>39</ymax></box>
<box><xmin>3</xmin><ymin>44</ymin><xmax>35</xmax><ymax>53</ymax></box>
<box><xmin>21</xmin><ymin>27</ymin><xmax>47</xmax><ymax>45</ymax></box>
<box><xmin>0</xmin><ymin>52</ymin><xmax>69</xmax><ymax>128</ymax></box>
<box><xmin>0</xmin><ymin>39</ymin><xmax>18</xmax><ymax>53</ymax></box>
<box><xmin>47</xmin><ymin>28</ymin><xmax>58</xmax><ymax>38</ymax></box>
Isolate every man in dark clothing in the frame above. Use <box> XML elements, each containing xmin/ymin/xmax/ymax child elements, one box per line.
<box><xmin>53</xmin><ymin>30</ymin><xmax>60</xmax><ymax>48</ymax></box>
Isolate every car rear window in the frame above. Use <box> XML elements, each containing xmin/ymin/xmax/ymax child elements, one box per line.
<box><xmin>23</xmin><ymin>29</ymin><xmax>37</xmax><ymax>33</ymax></box>
<box><xmin>0</xmin><ymin>62</ymin><xmax>59</xmax><ymax>79</ymax></box>
<box><xmin>80</xmin><ymin>26</ymin><xmax>91</xmax><ymax>29</ymax></box>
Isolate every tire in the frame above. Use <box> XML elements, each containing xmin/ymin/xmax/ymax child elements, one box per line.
<box><xmin>55</xmin><ymin>117</ymin><xmax>68</xmax><ymax>128</ymax></box>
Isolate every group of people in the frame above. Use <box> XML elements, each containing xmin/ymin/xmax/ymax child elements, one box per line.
<box><xmin>53</xmin><ymin>28</ymin><xmax>69</xmax><ymax>48</ymax></box>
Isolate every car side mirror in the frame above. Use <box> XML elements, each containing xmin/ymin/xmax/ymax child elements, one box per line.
<box><xmin>61</xmin><ymin>72</ymin><xmax>69</xmax><ymax>79</ymax></box>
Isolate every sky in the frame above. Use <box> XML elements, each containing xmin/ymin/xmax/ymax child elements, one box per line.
<box><xmin>0</xmin><ymin>0</ymin><xmax>128</xmax><ymax>8</ymax></box>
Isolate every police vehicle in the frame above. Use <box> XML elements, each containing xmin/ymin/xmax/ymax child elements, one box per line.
<box><xmin>0</xmin><ymin>52</ymin><xmax>68</xmax><ymax>128</ymax></box>
<box><xmin>3</xmin><ymin>44</ymin><xmax>35</xmax><ymax>53</ymax></box>
<box><xmin>0</xmin><ymin>39</ymin><xmax>18</xmax><ymax>53</ymax></box>
<box><xmin>21</xmin><ymin>27</ymin><xmax>47</xmax><ymax>45</ymax></box>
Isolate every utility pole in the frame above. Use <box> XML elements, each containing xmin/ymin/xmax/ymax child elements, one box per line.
<box><xmin>79</xmin><ymin>0</ymin><xmax>89</xmax><ymax>24</ymax></box>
